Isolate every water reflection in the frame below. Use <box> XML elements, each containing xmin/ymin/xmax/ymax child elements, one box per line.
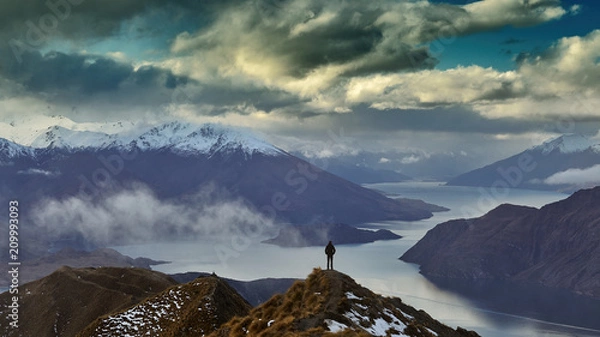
<box><xmin>425</xmin><ymin>276</ymin><xmax>600</xmax><ymax>332</ymax></box>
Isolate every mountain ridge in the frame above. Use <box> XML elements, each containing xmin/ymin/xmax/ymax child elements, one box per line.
<box><xmin>15</xmin><ymin>121</ymin><xmax>283</xmax><ymax>157</ymax></box>
<box><xmin>0</xmin><ymin>266</ymin><xmax>178</xmax><ymax>337</ymax></box>
<box><xmin>209</xmin><ymin>268</ymin><xmax>480</xmax><ymax>337</ymax></box>
<box><xmin>0</xmin><ymin>267</ymin><xmax>481</xmax><ymax>337</ymax></box>
<box><xmin>401</xmin><ymin>186</ymin><xmax>600</xmax><ymax>299</ymax></box>
<box><xmin>447</xmin><ymin>134</ymin><xmax>600</xmax><ymax>192</ymax></box>
<box><xmin>78</xmin><ymin>273</ymin><xmax>252</xmax><ymax>337</ymax></box>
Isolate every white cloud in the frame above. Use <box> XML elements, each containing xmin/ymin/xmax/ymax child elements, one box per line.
<box><xmin>344</xmin><ymin>29</ymin><xmax>600</xmax><ymax>121</ymax></box>
<box><xmin>164</xmin><ymin>0</ymin><xmax>572</xmax><ymax>113</ymax></box>
<box><xmin>401</xmin><ymin>155</ymin><xmax>422</xmax><ymax>165</ymax></box>
<box><xmin>32</xmin><ymin>183</ymin><xmax>277</xmax><ymax>245</ymax></box>
<box><xmin>345</xmin><ymin>66</ymin><xmax>523</xmax><ymax>108</ymax></box>
<box><xmin>17</xmin><ymin>168</ymin><xmax>59</xmax><ymax>176</ymax></box>
<box><xmin>543</xmin><ymin>164</ymin><xmax>600</xmax><ymax>186</ymax></box>
<box><xmin>463</xmin><ymin>0</ymin><xmax>568</xmax><ymax>29</ymax></box>
<box><xmin>519</xmin><ymin>30</ymin><xmax>600</xmax><ymax>94</ymax></box>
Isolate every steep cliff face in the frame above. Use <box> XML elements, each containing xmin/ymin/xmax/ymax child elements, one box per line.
<box><xmin>401</xmin><ymin>187</ymin><xmax>600</xmax><ymax>298</ymax></box>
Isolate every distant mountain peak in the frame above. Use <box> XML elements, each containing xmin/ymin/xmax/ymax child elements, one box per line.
<box><xmin>31</xmin><ymin>125</ymin><xmax>112</xmax><ymax>150</ymax></box>
<box><xmin>132</xmin><ymin>121</ymin><xmax>282</xmax><ymax>156</ymax></box>
<box><xmin>0</xmin><ymin>138</ymin><xmax>33</xmax><ymax>159</ymax></box>
<box><xmin>24</xmin><ymin>121</ymin><xmax>283</xmax><ymax>157</ymax></box>
<box><xmin>447</xmin><ymin>133</ymin><xmax>600</xmax><ymax>192</ymax></box>
<box><xmin>534</xmin><ymin>133</ymin><xmax>596</xmax><ymax>155</ymax></box>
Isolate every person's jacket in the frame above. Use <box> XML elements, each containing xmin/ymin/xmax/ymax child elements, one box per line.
<box><xmin>325</xmin><ymin>243</ymin><xmax>336</xmax><ymax>255</ymax></box>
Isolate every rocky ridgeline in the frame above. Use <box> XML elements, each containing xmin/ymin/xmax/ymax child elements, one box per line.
<box><xmin>0</xmin><ymin>267</ymin><xmax>480</xmax><ymax>337</ymax></box>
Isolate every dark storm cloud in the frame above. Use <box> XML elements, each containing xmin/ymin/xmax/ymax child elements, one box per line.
<box><xmin>134</xmin><ymin>65</ymin><xmax>189</xmax><ymax>89</ymax></box>
<box><xmin>0</xmin><ymin>0</ymin><xmax>579</xmax><ymax>126</ymax></box>
<box><xmin>1</xmin><ymin>50</ymin><xmax>191</xmax><ymax>96</ymax></box>
<box><xmin>0</xmin><ymin>0</ymin><xmax>232</xmax><ymax>39</ymax></box>
<box><xmin>170</xmin><ymin>1</ymin><xmax>461</xmax><ymax>79</ymax></box>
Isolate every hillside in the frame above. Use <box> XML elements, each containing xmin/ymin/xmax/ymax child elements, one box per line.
<box><xmin>0</xmin><ymin>267</ymin><xmax>177</xmax><ymax>337</ymax></box>
<box><xmin>401</xmin><ymin>186</ymin><xmax>600</xmax><ymax>298</ymax></box>
<box><xmin>210</xmin><ymin>268</ymin><xmax>480</xmax><ymax>337</ymax></box>
<box><xmin>78</xmin><ymin>274</ymin><xmax>252</xmax><ymax>337</ymax></box>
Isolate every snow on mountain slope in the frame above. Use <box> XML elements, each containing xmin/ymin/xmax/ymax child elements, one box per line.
<box><xmin>0</xmin><ymin>138</ymin><xmax>34</xmax><ymax>159</ymax></box>
<box><xmin>31</xmin><ymin>126</ymin><xmax>116</xmax><ymax>149</ymax></box>
<box><xmin>131</xmin><ymin>121</ymin><xmax>282</xmax><ymax>155</ymax></box>
<box><xmin>211</xmin><ymin>269</ymin><xmax>480</xmax><ymax>337</ymax></box>
<box><xmin>534</xmin><ymin>134</ymin><xmax>597</xmax><ymax>154</ymax></box>
<box><xmin>80</xmin><ymin>275</ymin><xmax>252</xmax><ymax>337</ymax></box>
<box><xmin>21</xmin><ymin>121</ymin><xmax>283</xmax><ymax>156</ymax></box>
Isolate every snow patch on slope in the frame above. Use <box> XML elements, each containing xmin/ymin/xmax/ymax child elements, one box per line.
<box><xmin>338</xmin><ymin>290</ymin><xmax>410</xmax><ymax>336</ymax></box>
<box><xmin>90</xmin><ymin>283</ymin><xmax>215</xmax><ymax>337</ymax></box>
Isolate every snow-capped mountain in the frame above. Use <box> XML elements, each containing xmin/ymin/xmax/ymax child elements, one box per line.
<box><xmin>447</xmin><ymin>134</ymin><xmax>600</xmax><ymax>192</ymax></box>
<box><xmin>27</xmin><ymin>121</ymin><xmax>282</xmax><ymax>156</ymax></box>
<box><xmin>132</xmin><ymin>122</ymin><xmax>281</xmax><ymax>155</ymax></box>
<box><xmin>534</xmin><ymin>133</ymin><xmax>600</xmax><ymax>155</ymax></box>
<box><xmin>30</xmin><ymin>126</ymin><xmax>117</xmax><ymax>150</ymax></box>
<box><xmin>0</xmin><ymin>121</ymin><xmax>443</xmax><ymax>254</ymax></box>
<box><xmin>0</xmin><ymin>138</ymin><xmax>34</xmax><ymax>160</ymax></box>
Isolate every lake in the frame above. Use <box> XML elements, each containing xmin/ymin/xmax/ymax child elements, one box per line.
<box><xmin>113</xmin><ymin>182</ymin><xmax>600</xmax><ymax>337</ymax></box>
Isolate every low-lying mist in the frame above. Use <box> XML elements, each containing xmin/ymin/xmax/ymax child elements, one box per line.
<box><xmin>31</xmin><ymin>183</ymin><xmax>278</xmax><ymax>247</ymax></box>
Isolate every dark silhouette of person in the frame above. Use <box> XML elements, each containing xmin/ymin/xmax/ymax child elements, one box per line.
<box><xmin>325</xmin><ymin>241</ymin><xmax>336</xmax><ymax>270</ymax></box>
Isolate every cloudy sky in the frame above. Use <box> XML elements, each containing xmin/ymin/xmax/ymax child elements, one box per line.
<box><xmin>1</xmin><ymin>0</ymin><xmax>599</xmax><ymax>165</ymax></box>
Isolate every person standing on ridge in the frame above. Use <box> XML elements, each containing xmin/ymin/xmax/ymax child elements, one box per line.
<box><xmin>325</xmin><ymin>241</ymin><xmax>336</xmax><ymax>270</ymax></box>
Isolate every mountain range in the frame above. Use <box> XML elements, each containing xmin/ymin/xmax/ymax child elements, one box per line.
<box><xmin>0</xmin><ymin>121</ymin><xmax>443</xmax><ymax>253</ymax></box>
<box><xmin>447</xmin><ymin>134</ymin><xmax>600</xmax><ymax>192</ymax></box>
<box><xmin>0</xmin><ymin>267</ymin><xmax>481</xmax><ymax>337</ymax></box>
<box><xmin>401</xmin><ymin>186</ymin><xmax>600</xmax><ymax>299</ymax></box>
